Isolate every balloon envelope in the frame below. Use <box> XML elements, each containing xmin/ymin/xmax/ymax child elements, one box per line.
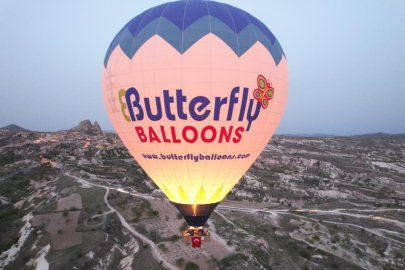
<box><xmin>102</xmin><ymin>0</ymin><xmax>289</xmax><ymax>226</ymax></box>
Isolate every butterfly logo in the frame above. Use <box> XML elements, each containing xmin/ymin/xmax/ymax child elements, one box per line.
<box><xmin>253</xmin><ymin>75</ymin><xmax>274</xmax><ymax>109</ymax></box>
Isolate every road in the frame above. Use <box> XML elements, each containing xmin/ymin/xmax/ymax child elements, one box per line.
<box><xmin>63</xmin><ymin>166</ymin><xmax>405</xmax><ymax>268</ymax></box>
<box><xmin>217</xmin><ymin>205</ymin><xmax>405</xmax><ymax>246</ymax></box>
<box><xmin>283</xmin><ymin>212</ymin><xmax>405</xmax><ymax>246</ymax></box>
<box><xmin>294</xmin><ymin>208</ymin><xmax>405</xmax><ymax>227</ymax></box>
<box><xmin>218</xmin><ymin>205</ymin><xmax>405</xmax><ymax>226</ymax></box>
<box><xmin>66</xmin><ymin>173</ymin><xmax>177</xmax><ymax>270</ymax></box>
<box><xmin>66</xmin><ymin>167</ymin><xmax>405</xmax><ymax>240</ymax></box>
<box><xmin>66</xmin><ymin>168</ymin><xmax>405</xmax><ymax>234</ymax></box>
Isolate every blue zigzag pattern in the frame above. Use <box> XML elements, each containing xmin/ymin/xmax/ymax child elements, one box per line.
<box><xmin>104</xmin><ymin>0</ymin><xmax>286</xmax><ymax>67</ymax></box>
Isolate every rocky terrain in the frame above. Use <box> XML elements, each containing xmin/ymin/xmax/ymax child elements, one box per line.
<box><xmin>0</xmin><ymin>123</ymin><xmax>404</xmax><ymax>270</ymax></box>
<box><xmin>70</xmin><ymin>120</ymin><xmax>103</xmax><ymax>135</ymax></box>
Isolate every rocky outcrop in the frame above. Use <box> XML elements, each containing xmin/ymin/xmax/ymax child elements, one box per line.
<box><xmin>70</xmin><ymin>120</ymin><xmax>102</xmax><ymax>134</ymax></box>
<box><xmin>91</xmin><ymin>150</ymin><xmax>103</xmax><ymax>165</ymax></box>
<box><xmin>71</xmin><ymin>120</ymin><xmax>92</xmax><ymax>132</ymax></box>
<box><xmin>92</xmin><ymin>121</ymin><xmax>102</xmax><ymax>134</ymax></box>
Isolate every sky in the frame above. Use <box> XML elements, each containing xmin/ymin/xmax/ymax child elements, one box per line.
<box><xmin>0</xmin><ymin>0</ymin><xmax>404</xmax><ymax>135</ymax></box>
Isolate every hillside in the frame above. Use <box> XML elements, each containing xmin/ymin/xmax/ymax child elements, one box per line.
<box><xmin>0</xmin><ymin>131</ymin><xmax>405</xmax><ymax>269</ymax></box>
<box><xmin>276</xmin><ymin>132</ymin><xmax>405</xmax><ymax>139</ymax></box>
<box><xmin>0</xmin><ymin>124</ymin><xmax>32</xmax><ymax>133</ymax></box>
<box><xmin>351</xmin><ymin>132</ymin><xmax>405</xmax><ymax>139</ymax></box>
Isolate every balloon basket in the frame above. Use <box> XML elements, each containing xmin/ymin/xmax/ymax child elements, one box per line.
<box><xmin>182</xmin><ymin>226</ymin><xmax>211</xmax><ymax>243</ymax></box>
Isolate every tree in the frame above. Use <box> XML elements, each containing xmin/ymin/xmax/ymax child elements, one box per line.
<box><xmin>169</xmin><ymin>235</ymin><xmax>181</xmax><ymax>242</ymax></box>
<box><xmin>38</xmin><ymin>222</ymin><xmax>46</xmax><ymax>230</ymax></box>
<box><xmin>354</xmin><ymin>247</ymin><xmax>362</xmax><ymax>257</ymax></box>
<box><xmin>185</xmin><ymin>262</ymin><xmax>199</xmax><ymax>270</ymax></box>
<box><xmin>176</xmin><ymin>258</ymin><xmax>184</xmax><ymax>266</ymax></box>
<box><xmin>148</xmin><ymin>228</ymin><xmax>161</xmax><ymax>242</ymax></box>
<box><xmin>180</xmin><ymin>222</ymin><xmax>188</xmax><ymax>231</ymax></box>
<box><xmin>299</xmin><ymin>248</ymin><xmax>311</xmax><ymax>260</ymax></box>
<box><xmin>286</xmin><ymin>239</ymin><xmax>297</xmax><ymax>249</ymax></box>
<box><xmin>158</xmin><ymin>243</ymin><xmax>168</xmax><ymax>252</ymax></box>
<box><xmin>136</xmin><ymin>223</ymin><xmax>147</xmax><ymax>234</ymax></box>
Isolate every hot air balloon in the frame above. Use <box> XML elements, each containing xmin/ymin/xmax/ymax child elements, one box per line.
<box><xmin>102</xmin><ymin>0</ymin><xmax>288</xmax><ymax>228</ymax></box>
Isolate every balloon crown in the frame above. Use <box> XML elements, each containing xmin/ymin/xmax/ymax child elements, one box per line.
<box><xmin>104</xmin><ymin>0</ymin><xmax>286</xmax><ymax>67</ymax></box>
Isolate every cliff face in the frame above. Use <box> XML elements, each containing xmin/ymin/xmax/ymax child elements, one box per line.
<box><xmin>71</xmin><ymin>120</ymin><xmax>102</xmax><ymax>134</ymax></box>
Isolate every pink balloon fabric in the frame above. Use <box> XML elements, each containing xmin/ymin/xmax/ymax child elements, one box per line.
<box><xmin>102</xmin><ymin>24</ymin><xmax>288</xmax><ymax>206</ymax></box>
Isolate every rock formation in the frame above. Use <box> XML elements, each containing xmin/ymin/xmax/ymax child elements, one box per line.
<box><xmin>92</xmin><ymin>121</ymin><xmax>102</xmax><ymax>134</ymax></box>
<box><xmin>70</xmin><ymin>120</ymin><xmax>102</xmax><ymax>134</ymax></box>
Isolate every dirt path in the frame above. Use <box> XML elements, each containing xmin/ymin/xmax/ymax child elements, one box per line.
<box><xmin>217</xmin><ymin>207</ymin><xmax>404</xmax><ymax>270</ymax></box>
<box><xmin>70</xmin><ymin>168</ymin><xmax>405</xmax><ymax>268</ymax></box>
<box><xmin>68</xmin><ymin>174</ymin><xmax>178</xmax><ymax>270</ymax></box>
<box><xmin>279</xmin><ymin>212</ymin><xmax>405</xmax><ymax>246</ymax></box>
<box><xmin>219</xmin><ymin>198</ymin><xmax>278</xmax><ymax>209</ymax></box>
<box><xmin>84</xmin><ymin>214</ymin><xmax>106</xmax><ymax>227</ymax></box>
<box><xmin>70</xmin><ymin>173</ymin><xmax>235</xmax><ymax>269</ymax></box>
